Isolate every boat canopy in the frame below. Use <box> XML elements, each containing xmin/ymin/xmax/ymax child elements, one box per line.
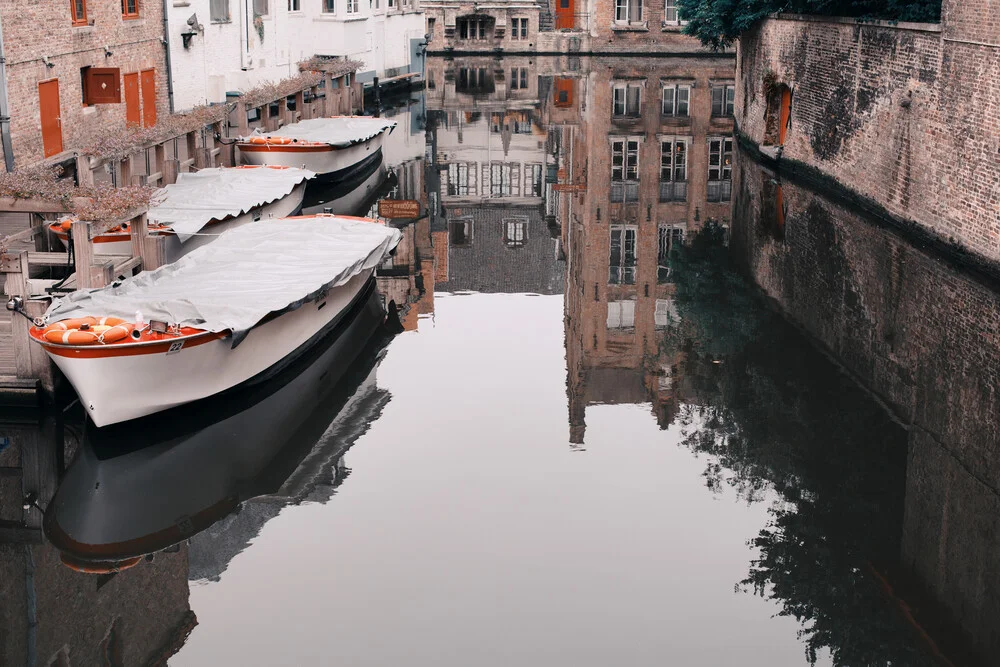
<box><xmin>148</xmin><ymin>166</ymin><xmax>315</xmax><ymax>243</ymax></box>
<box><xmin>43</xmin><ymin>217</ymin><xmax>400</xmax><ymax>336</ymax></box>
<box><xmin>246</xmin><ymin>117</ymin><xmax>397</xmax><ymax>147</ymax></box>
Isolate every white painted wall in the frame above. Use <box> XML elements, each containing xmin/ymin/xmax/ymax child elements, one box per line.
<box><xmin>168</xmin><ymin>0</ymin><xmax>424</xmax><ymax>112</ymax></box>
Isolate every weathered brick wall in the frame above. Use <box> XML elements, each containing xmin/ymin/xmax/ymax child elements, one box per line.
<box><xmin>0</xmin><ymin>0</ymin><xmax>168</xmax><ymax>167</ymax></box>
<box><xmin>731</xmin><ymin>151</ymin><xmax>1000</xmax><ymax>661</ymax></box>
<box><xmin>736</xmin><ymin>6</ymin><xmax>1000</xmax><ymax>266</ymax></box>
<box><xmin>588</xmin><ymin>1</ymin><xmax>709</xmax><ymax>53</ymax></box>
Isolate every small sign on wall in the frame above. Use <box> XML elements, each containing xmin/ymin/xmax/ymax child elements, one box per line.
<box><xmin>378</xmin><ymin>199</ymin><xmax>421</xmax><ymax>219</ymax></box>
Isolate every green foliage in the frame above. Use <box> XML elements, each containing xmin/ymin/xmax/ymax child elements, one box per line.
<box><xmin>677</xmin><ymin>0</ymin><xmax>942</xmax><ymax>49</ymax></box>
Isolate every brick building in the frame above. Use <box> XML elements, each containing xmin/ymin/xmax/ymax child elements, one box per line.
<box><xmin>737</xmin><ymin>0</ymin><xmax>1000</xmax><ymax>269</ymax></box>
<box><xmin>0</xmin><ymin>0</ymin><xmax>169</xmax><ymax>170</ymax></box>
<box><xmin>556</xmin><ymin>55</ymin><xmax>735</xmax><ymax>444</ymax></box>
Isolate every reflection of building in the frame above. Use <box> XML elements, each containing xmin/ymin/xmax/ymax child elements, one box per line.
<box><xmin>0</xmin><ymin>420</ymin><xmax>193</xmax><ymax>666</ymax></box>
<box><xmin>558</xmin><ymin>56</ymin><xmax>735</xmax><ymax>444</ymax></box>
<box><xmin>426</xmin><ymin>57</ymin><xmax>564</xmax><ymax>294</ymax></box>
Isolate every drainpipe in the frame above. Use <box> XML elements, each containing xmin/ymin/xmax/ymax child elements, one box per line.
<box><xmin>0</xmin><ymin>13</ymin><xmax>16</xmax><ymax>172</ymax></box>
<box><xmin>161</xmin><ymin>0</ymin><xmax>176</xmax><ymax>112</ymax></box>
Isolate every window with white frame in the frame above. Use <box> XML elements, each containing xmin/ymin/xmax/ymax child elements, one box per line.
<box><xmin>446</xmin><ymin>162</ymin><xmax>477</xmax><ymax>196</ymax></box>
<box><xmin>526</xmin><ymin>163</ymin><xmax>543</xmax><ymax>197</ymax></box>
<box><xmin>607</xmin><ymin>299</ymin><xmax>637</xmax><ymax>328</ymax></box>
<box><xmin>664</xmin><ymin>0</ymin><xmax>687</xmax><ymax>24</ymax></box>
<box><xmin>661</xmin><ymin>83</ymin><xmax>690</xmax><ymax>116</ymax></box>
<box><xmin>512</xmin><ymin>17</ymin><xmax>528</xmax><ymax>39</ymax></box>
<box><xmin>711</xmin><ymin>83</ymin><xmax>735</xmax><ymax>117</ymax></box>
<box><xmin>485</xmin><ymin>162</ymin><xmax>520</xmax><ymax>197</ymax></box>
<box><xmin>387</xmin><ymin>0</ymin><xmax>395</xmax><ymax>7</ymax></box>
<box><xmin>345</xmin><ymin>0</ymin><xmax>358</xmax><ymax>12</ymax></box>
<box><xmin>504</xmin><ymin>218</ymin><xmax>528</xmax><ymax>247</ymax></box>
<box><xmin>609</xmin><ymin>226</ymin><xmax>638</xmax><ymax>285</ymax></box>
<box><xmin>657</xmin><ymin>224</ymin><xmax>683</xmax><ymax>282</ymax></box>
<box><xmin>288</xmin><ymin>0</ymin><xmax>300</xmax><ymax>10</ymax></box>
<box><xmin>612</xmin><ymin>82</ymin><xmax>642</xmax><ymax>118</ymax></box>
<box><xmin>210</xmin><ymin>0</ymin><xmax>230</xmax><ymax>21</ymax></box>
<box><xmin>611</xmin><ymin>138</ymin><xmax>640</xmax><ymax>182</ymax></box>
<box><xmin>614</xmin><ymin>0</ymin><xmax>642</xmax><ymax>23</ymax></box>
<box><xmin>708</xmin><ymin>137</ymin><xmax>733</xmax><ymax>202</ymax></box>
<box><xmin>659</xmin><ymin>137</ymin><xmax>687</xmax><ymax>202</ymax></box>
<box><xmin>253</xmin><ymin>0</ymin><xmax>268</xmax><ymax>14</ymax></box>
<box><xmin>654</xmin><ymin>298</ymin><xmax>679</xmax><ymax>327</ymax></box>
<box><xmin>323</xmin><ymin>0</ymin><xmax>334</xmax><ymax>12</ymax></box>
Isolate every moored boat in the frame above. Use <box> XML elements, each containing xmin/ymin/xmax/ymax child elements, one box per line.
<box><xmin>49</xmin><ymin>165</ymin><xmax>314</xmax><ymax>262</ymax></box>
<box><xmin>30</xmin><ymin>215</ymin><xmax>400</xmax><ymax>427</ymax></box>
<box><xmin>237</xmin><ymin>116</ymin><xmax>396</xmax><ymax>180</ymax></box>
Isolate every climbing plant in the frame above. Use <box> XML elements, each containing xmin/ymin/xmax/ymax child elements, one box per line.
<box><xmin>677</xmin><ymin>0</ymin><xmax>942</xmax><ymax>49</ymax></box>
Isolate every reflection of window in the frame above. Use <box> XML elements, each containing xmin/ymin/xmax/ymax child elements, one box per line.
<box><xmin>614</xmin><ymin>0</ymin><xmax>642</xmax><ymax>23</ymax></box>
<box><xmin>711</xmin><ymin>83</ymin><xmax>735</xmax><ymax>117</ymax></box>
<box><xmin>510</xmin><ymin>68</ymin><xmax>529</xmax><ymax>90</ymax></box>
<box><xmin>554</xmin><ymin>78</ymin><xmax>573</xmax><ymax>107</ymax></box>
<box><xmin>458</xmin><ymin>16</ymin><xmax>491</xmax><ymax>39</ymax></box>
<box><xmin>659</xmin><ymin>138</ymin><xmax>687</xmax><ymax>202</ymax></box>
<box><xmin>609</xmin><ymin>225</ymin><xmax>637</xmax><ymax>285</ymax></box>
<box><xmin>504</xmin><ymin>218</ymin><xmax>528</xmax><ymax>247</ymax></box>
<box><xmin>661</xmin><ymin>84</ymin><xmax>689</xmax><ymax>116</ymax></box>
<box><xmin>654</xmin><ymin>298</ymin><xmax>679</xmax><ymax>328</ymax></box>
<box><xmin>612</xmin><ymin>82</ymin><xmax>642</xmax><ymax>118</ymax></box>
<box><xmin>449</xmin><ymin>219</ymin><xmax>473</xmax><ymax>246</ymax></box>
<box><xmin>607</xmin><ymin>300</ymin><xmax>636</xmax><ymax>329</ymax></box>
<box><xmin>611</xmin><ymin>138</ymin><xmax>640</xmax><ymax>203</ymax></box>
<box><xmin>485</xmin><ymin>162</ymin><xmax>520</xmax><ymax>197</ymax></box>
<box><xmin>657</xmin><ymin>224</ymin><xmax>683</xmax><ymax>282</ymax></box>
<box><xmin>526</xmin><ymin>163</ymin><xmax>543</xmax><ymax>197</ymax></box>
<box><xmin>446</xmin><ymin>162</ymin><xmax>477</xmax><ymax>196</ymax></box>
<box><xmin>457</xmin><ymin>68</ymin><xmax>494</xmax><ymax>93</ymax></box>
<box><xmin>512</xmin><ymin>17</ymin><xmax>528</xmax><ymax>39</ymax></box>
<box><xmin>708</xmin><ymin>137</ymin><xmax>733</xmax><ymax>202</ymax></box>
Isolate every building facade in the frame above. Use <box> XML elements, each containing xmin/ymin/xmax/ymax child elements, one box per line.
<box><xmin>168</xmin><ymin>0</ymin><xmax>425</xmax><ymax>111</ymax></box>
<box><xmin>0</xmin><ymin>0</ymin><xmax>169</xmax><ymax>169</ymax></box>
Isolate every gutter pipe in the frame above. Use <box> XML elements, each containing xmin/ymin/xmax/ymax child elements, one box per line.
<box><xmin>162</xmin><ymin>0</ymin><xmax>176</xmax><ymax>112</ymax></box>
<box><xmin>0</xmin><ymin>13</ymin><xmax>15</xmax><ymax>171</ymax></box>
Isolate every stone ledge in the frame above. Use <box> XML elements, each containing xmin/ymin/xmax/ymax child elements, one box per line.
<box><xmin>770</xmin><ymin>12</ymin><xmax>942</xmax><ymax>34</ymax></box>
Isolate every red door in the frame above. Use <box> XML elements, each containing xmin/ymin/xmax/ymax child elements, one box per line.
<box><xmin>778</xmin><ymin>87</ymin><xmax>791</xmax><ymax>145</ymax></box>
<box><xmin>555</xmin><ymin>0</ymin><xmax>574</xmax><ymax>29</ymax></box>
<box><xmin>38</xmin><ymin>79</ymin><xmax>63</xmax><ymax>158</ymax></box>
<box><xmin>140</xmin><ymin>69</ymin><xmax>156</xmax><ymax>128</ymax></box>
<box><xmin>554</xmin><ymin>78</ymin><xmax>574</xmax><ymax>108</ymax></box>
<box><xmin>124</xmin><ymin>72</ymin><xmax>140</xmax><ymax>127</ymax></box>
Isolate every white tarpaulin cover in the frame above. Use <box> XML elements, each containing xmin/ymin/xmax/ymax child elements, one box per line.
<box><xmin>44</xmin><ymin>217</ymin><xmax>400</xmax><ymax>336</ymax></box>
<box><xmin>246</xmin><ymin>117</ymin><xmax>397</xmax><ymax>147</ymax></box>
<box><xmin>147</xmin><ymin>166</ymin><xmax>315</xmax><ymax>243</ymax></box>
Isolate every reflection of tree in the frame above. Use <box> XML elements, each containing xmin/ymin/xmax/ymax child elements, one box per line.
<box><xmin>662</xmin><ymin>224</ymin><xmax>937</xmax><ymax>666</ymax></box>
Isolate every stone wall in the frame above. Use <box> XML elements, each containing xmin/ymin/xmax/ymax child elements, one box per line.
<box><xmin>0</xmin><ymin>0</ymin><xmax>169</xmax><ymax>167</ymax></box>
<box><xmin>731</xmin><ymin>149</ymin><xmax>1000</xmax><ymax>661</ymax></box>
<box><xmin>736</xmin><ymin>1</ymin><xmax>1000</xmax><ymax>268</ymax></box>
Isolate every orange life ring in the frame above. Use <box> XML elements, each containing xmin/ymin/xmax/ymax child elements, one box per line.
<box><xmin>42</xmin><ymin>317</ymin><xmax>132</xmax><ymax>345</ymax></box>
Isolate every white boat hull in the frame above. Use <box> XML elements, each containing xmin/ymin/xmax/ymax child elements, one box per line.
<box><xmin>42</xmin><ymin>270</ymin><xmax>374</xmax><ymax>427</ymax></box>
<box><xmin>50</xmin><ymin>182</ymin><xmax>306</xmax><ymax>261</ymax></box>
<box><xmin>238</xmin><ymin>134</ymin><xmax>386</xmax><ymax>177</ymax></box>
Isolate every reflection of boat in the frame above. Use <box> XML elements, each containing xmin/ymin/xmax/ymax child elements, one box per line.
<box><xmin>300</xmin><ymin>151</ymin><xmax>392</xmax><ymax>216</ymax></box>
<box><xmin>48</xmin><ymin>166</ymin><xmax>312</xmax><ymax>262</ymax></box>
<box><xmin>43</xmin><ymin>285</ymin><xmax>393</xmax><ymax>569</ymax></box>
<box><xmin>238</xmin><ymin>117</ymin><xmax>396</xmax><ymax>180</ymax></box>
<box><xmin>29</xmin><ymin>217</ymin><xmax>400</xmax><ymax>426</ymax></box>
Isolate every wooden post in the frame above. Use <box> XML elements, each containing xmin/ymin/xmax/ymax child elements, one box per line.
<box><xmin>23</xmin><ymin>298</ymin><xmax>54</xmax><ymax>393</ymax></box>
<box><xmin>70</xmin><ymin>219</ymin><xmax>94</xmax><ymax>289</ymax></box>
<box><xmin>294</xmin><ymin>91</ymin><xmax>304</xmax><ymax>122</ymax></box>
<box><xmin>75</xmin><ymin>155</ymin><xmax>95</xmax><ymax>187</ymax></box>
<box><xmin>323</xmin><ymin>73</ymin><xmax>333</xmax><ymax>116</ymax></box>
<box><xmin>90</xmin><ymin>259</ymin><xmax>114</xmax><ymax>288</ymax></box>
<box><xmin>119</xmin><ymin>155</ymin><xmax>133</xmax><ymax>186</ymax></box>
<box><xmin>278</xmin><ymin>97</ymin><xmax>288</xmax><ymax>127</ymax></box>
<box><xmin>6</xmin><ymin>251</ymin><xmax>33</xmax><ymax>378</ymax></box>
<box><xmin>163</xmin><ymin>158</ymin><xmax>179</xmax><ymax>185</ymax></box>
<box><xmin>185</xmin><ymin>131</ymin><xmax>198</xmax><ymax>170</ymax></box>
<box><xmin>20</xmin><ymin>419</ymin><xmax>59</xmax><ymax>529</ymax></box>
<box><xmin>236</xmin><ymin>99</ymin><xmax>250</xmax><ymax>136</ymax></box>
<box><xmin>216</xmin><ymin>122</ymin><xmax>235</xmax><ymax>167</ymax></box>
<box><xmin>152</xmin><ymin>144</ymin><xmax>166</xmax><ymax>185</ymax></box>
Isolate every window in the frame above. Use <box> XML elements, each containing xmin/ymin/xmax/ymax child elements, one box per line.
<box><xmin>664</xmin><ymin>0</ymin><xmax>686</xmax><ymax>24</ymax></box>
<box><xmin>512</xmin><ymin>17</ymin><xmax>528</xmax><ymax>39</ymax></box>
<box><xmin>657</xmin><ymin>225</ymin><xmax>683</xmax><ymax>282</ymax></box>
<box><xmin>659</xmin><ymin>138</ymin><xmax>687</xmax><ymax>202</ymax></box>
<box><xmin>614</xmin><ymin>0</ymin><xmax>642</xmax><ymax>23</ymax></box>
<box><xmin>458</xmin><ymin>16</ymin><xmax>490</xmax><ymax>39</ymax></box>
<box><xmin>661</xmin><ymin>84</ymin><xmax>689</xmax><ymax>116</ymax></box>
<box><xmin>610</xmin><ymin>137</ymin><xmax>640</xmax><ymax>202</ymax></box>
<box><xmin>81</xmin><ymin>67</ymin><xmax>122</xmax><ymax>105</ymax></box>
<box><xmin>210</xmin><ymin>0</ymin><xmax>230</xmax><ymax>21</ymax></box>
<box><xmin>612</xmin><ymin>83</ymin><xmax>642</xmax><ymax>118</ymax></box>
<box><xmin>504</xmin><ymin>218</ymin><xmax>528</xmax><ymax>247</ymax></box>
<box><xmin>323</xmin><ymin>0</ymin><xmax>335</xmax><ymax>10</ymax></box>
<box><xmin>457</xmin><ymin>67</ymin><xmax>494</xmax><ymax>93</ymax></box>
<box><xmin>288</xmin><ymin>0</ymin><xmax>300</xmax><ymax>9</ymax></box>
<box><xmin>510</xmin><ymin>67</ymin><xmax>528</xmax><ymax>90</ymax></box>
<box><xmin>708</xmin><ymin>137</ymin><xmax>733</xmax><ymax>202</ymax></box>
<box><xmin>388</xmin><ymin>0</ymin><xmax>395</xmax><ymax>7</ymax></box>
<box><xmin>526</xmin><ymin>163</ymin><xmax>543</xmax><ymax>197</ymax></box>
<box><xmin>609</xmin><ymin>226</ymin><xmax>637</xmax><ymax>285</ymax></box>
<box><xmin>427</xmin><ymin>17</ymin><xmax>435</xmax><ymax>37</ymax></box>
<box><xmin>485</xmin><ymin>162</ymin><xmax>520</xmax><ymax>197</ymax></box>
<box><xmin>253</xmin><ymin>0</ymin><xmax>269</xmax><ymax>14</ymax></box>
<box><xmin>446</xmin><ymin>162</ymin><xmax>476</xmax><ymax>196</ymax></box>
<box><xmin>121</xmin><ymin>0</ymin><xmax>139</xmax><ymax>18</ymax></box>
<box><xmin>607</xmin><ymin>300</ymin><xmax>636</xmax><ymax>329</ymax></box>
<box><xmin>654</xmin><ymin>298</ymin><xmax>679</xmax><ymax>327</ymax></box>
<box><xmin>71</xmin><ymin>0</ymin><xmax>88</xmax><ymax>26</ymax></box>
<box><xmin>449</xmin><ymin>219</ymin><xmax>473</xmax><ymax>246</ymax></box>
<box><xmin>346</xmin><ymin>0</ymin><xmax>358</xmax><ymax>12</ymax></box>
<box><xmin>711</xmin><ymin>83</ymin><xmax>735</xmax><ymax>117</ymax></box>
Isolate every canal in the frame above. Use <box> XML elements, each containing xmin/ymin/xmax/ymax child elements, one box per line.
<box><xmin>1</xmin><ymin>56</ymin><xmax>996</xmax><ymax>666</ymax></box>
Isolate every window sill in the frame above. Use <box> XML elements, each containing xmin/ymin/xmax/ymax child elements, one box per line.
<box><xmin>211</xmin><ymin>19</ymin><xmax>232</xmax><ymax>24</ymax></box>
<box><xmin>122</xmin><ymin>17</ymin><xmax>145</xmax><ymax>25</ymax></box>
<box><xmin>71</xmin><ymin>24</ymin><xmax>95</xmax><ymax>34</ymax></box>
<box><xmin>315</xmin><ymin>14</ymin><xmax>366</xmax><ymax>21</ymax></box>
<box><xmin>288</xmin><ymin>10</ymin><xmax>305</xmax><ymax>16</ymax></box>
<box><xmin>612</xmin><ymin>22</ymin><xmax>648</xmax><ymax>32</ymax></box>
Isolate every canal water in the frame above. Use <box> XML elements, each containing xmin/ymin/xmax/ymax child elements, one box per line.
<box><xmin>1</xmin><ymin>56</ymin><xmax>996</xmax><ymax>666</ymax></box>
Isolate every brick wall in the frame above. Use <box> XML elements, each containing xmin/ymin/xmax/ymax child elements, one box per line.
<box><xmin>0</xmin><ymin>0</ymin><xmax>168</xmax><ymax>168</ymax></box>
<box><xmin>731</xmin><ymin>150</ymin><xmax>1000</xmax><ymax>662</ymax></box>
<box><xmin>737</xmin><ymin>4</ymin><xmax>1000</xmax><ymax>267</ymax></box>
<box><xmin>588</xmin><ymin>0</ymin><xmax>708</xmax><ymax>53</ymax></box>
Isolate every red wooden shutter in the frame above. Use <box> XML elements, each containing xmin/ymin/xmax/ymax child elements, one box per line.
<box><xmin>84</xmin><ymin>68</ymin><xmax>121</xmax><ymax>105</ymax></box>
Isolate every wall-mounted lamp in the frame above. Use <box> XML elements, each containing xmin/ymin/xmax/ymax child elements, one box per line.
<box><xmin>104</xmin><ymin>45</ymin><xmax>113</xmax><ymax>57</ymax></box>
<box><xmin>40</xmin><ymin>56</ymin><xmax>54</xmax><ymax>68</ymax></box>
<box><xmin>181</xmin><ymin>13</ymin><xmax>204</xmax><ymax>49</ymax></box>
